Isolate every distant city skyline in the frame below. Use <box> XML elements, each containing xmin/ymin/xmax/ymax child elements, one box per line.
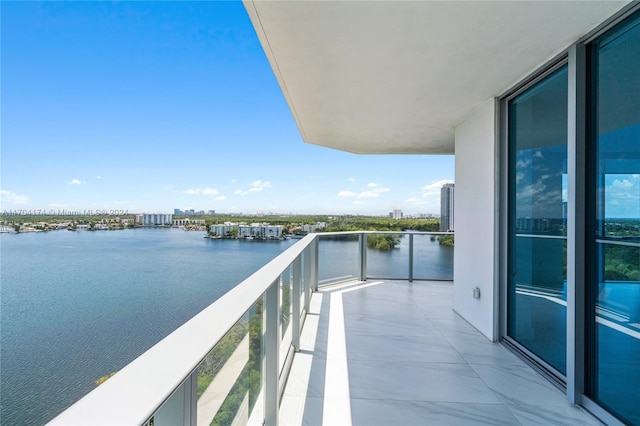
<box><xmin>1</xmin><ymin>2</ymin><xmax>454</xmax><ymax>216</ymax></box>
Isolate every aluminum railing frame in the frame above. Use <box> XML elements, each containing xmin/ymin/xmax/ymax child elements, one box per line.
<box><xmin>49</xmin><ymin>231</ymin><xmax>453</xmax><ymax>426</ymax></box>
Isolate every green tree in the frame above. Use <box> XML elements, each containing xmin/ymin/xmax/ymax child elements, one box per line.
<box><xmin>367</xmin><ymin>232</ymin><xmax>401</xmax><ymax>251</ymax></box>
<box><xmin>438</xmin><ymin>235</ymin><xmax>454</xmax><ymax>247</ymax></box>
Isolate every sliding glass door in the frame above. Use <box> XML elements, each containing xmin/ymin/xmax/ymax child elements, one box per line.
<box><xmin>503</xmin><ymin>7</ymin><xmax>640</xmax><ymax>424</ymax></box>
<box><xmin>587</xmin><ymin>11</ymin><xmax>640</xmax><ymax>425</ymax></box>
<box><xmin>507</xmin><ymin>65</ymin><xmax>568</xmax><ymax>376</ymax></box>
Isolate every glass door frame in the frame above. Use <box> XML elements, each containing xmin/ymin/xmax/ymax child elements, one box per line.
<box><xmin>500</xmin><ymin>57</ymin><xmax>571</xmax><ymax>388</ymax></box>
<box><xmin>498</xmin><ymin>4</ymin><xmax>638</xmax><ymax>426</ymax></box>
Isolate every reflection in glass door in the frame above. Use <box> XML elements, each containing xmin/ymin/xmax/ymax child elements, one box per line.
<box><xmin>588</xmin><ymin>10</ymin><xmax>640</xmax><ymax>425</ymax></box>
<box><xmin>507</xmin><ymin>65</ymin><xmax>568</xmax><ymax>375</ymax></box>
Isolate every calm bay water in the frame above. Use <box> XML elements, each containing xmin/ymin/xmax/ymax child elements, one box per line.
<box><xmin>0</xmin><ymin>229</ymin><xmax>453</xmax><ymax>425</ymax></box>
<box><xmin>0</xmin><ymin>228</ymin><xmax>296</xmax><ymax>425</ymax></box>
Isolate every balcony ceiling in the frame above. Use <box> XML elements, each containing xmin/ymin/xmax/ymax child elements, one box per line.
<box><xmin>244</xmin><ymin>1</ymin><xmax>629</xmax><ymax>155</ymax></box>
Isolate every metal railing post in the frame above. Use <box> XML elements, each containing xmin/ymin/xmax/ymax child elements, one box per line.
<box><xmin>264</xmin><ymin>280</ymin><xmax>280</xmax><ymax>426</ymax></box>
<box><xmin>292</xmin><ymin>255</ymin><xmax>301</xmax><ymax>352</ymax></box>
<box><xmin>409</xmin><ymin>233</ymin><xmax>414</xmax><ymax>282</ymax></box>
<box><xmin>311</xmin><ymin>236</ymin><xmax>319</xmax><ymax>292</ymax></box>
<box><xmin>359</xmin><ymin>233</ymin><xmax>367</xmax><ymax>281</ymax></box>
<box><xmin>303</xmin><ymin>246</ymin><xmax>311</xmax><ymax>311</ymax></box>
<box><xmin>186</xmin><ymin>371</ymin><xmax>197</xmax><ymax>426</ymax></box>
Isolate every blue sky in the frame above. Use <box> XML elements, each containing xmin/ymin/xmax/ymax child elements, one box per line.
<box><xmin>0</xmin><ymin>1</ymin><xmax>454</xmax><ymax>216</ymax></box>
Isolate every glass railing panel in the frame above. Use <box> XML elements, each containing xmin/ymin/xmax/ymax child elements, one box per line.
<box><xmin>412</xmin><ymin>234</ymin><xmax>454</xmax><ymax>281</ymax></box>
<box><xmin>147</xmin><ymin>379</ymin><xmax>188</xmax><ymax>426</ymax></box>
<box><xmin>318</xmin><ymin>234</ymin><xmax>359</xmax><ymax>285</ymax></box>
<box><xmin>194</xmin><ymin>296</ymin><xmax>264</xmax><ymax>426</ymax></box>
<box><xmin>279</xmin><ymin>266</ymin><xmax>293</xmax><ymax>371</ymax></box>
<box><xmin>594</xmin><ymin>239</ymin><xmax>639</xmax><ymax>423</ymax></box>
<box><xmin>366</xmin><ymin>233</ymin><xmax>409</xmax><ymax>279</ymax></box>
<box><xmin>299</xmin><ymin>251</ymin><xmax>305</xmax><ymax>319</ymax></box>
<box><xmin>596</xmin><ymin>240</ymin><xmax>639</xmax><ymax>320</ymax></box>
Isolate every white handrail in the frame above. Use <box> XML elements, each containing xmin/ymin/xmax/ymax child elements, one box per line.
<box><xmin>48</xmin><ymin>230</ymin><xmax>454</xmax><ymax>425</ymax></box>
<box><xmin>49</xmin><ymin>234</ymin><xmax>316</xmax><ymax>425</ymax></box>
<box><xmin>318</xmin><ymin>230</ymin><xmax>454</xmax><ymax>236</ymax></box>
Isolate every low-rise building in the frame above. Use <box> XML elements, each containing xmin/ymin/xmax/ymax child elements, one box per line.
<box><xmin>209</xmin><ymin>222</ymin><xmax>238</xmax><ymax>237</ymax></box>
<box><xmin>238</xmin><ymin>223</ymin><xmax>282</xmax><ymax>239</ymax></box>
<box><xmin>301</xmin><ymin>222</ymin><xmax>327</xmax><ymax>233</ymax></box>
<box><xmin>0</xmin><ymin>225</ymin><xmax>16</xmax><ymax>233</ymax></box>
<box><xmin>210</xmin><ymin>222</ymin><xmax>282</xmax><ymax>239</ymax></box>
<box><xmin>173</xmin><ymin>218</ymin><xmax>206</xmax><ymax>227</ymax></box>
<box><xmin>136</xmin><ymin>213</ymin><xmax>172</xmax><ymax>226</ymax></box>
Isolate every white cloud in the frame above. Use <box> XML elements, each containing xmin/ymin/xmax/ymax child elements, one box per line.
<box><xmin>234</xmin><ymin>180</ymin><xmax>272</xmax><ymax>196</ymax></box>
<box><xmin>606</xmin><ymin>174</ymin><xmax>640</xmax><ymax>218</ymax></box>
<box><xmin>214</xmin><ymin>196</ymin><xmax>227</xmax><ymax>201</ymax></box>
<box><xmin>340</xmin><ymin>185</ymin><xmax>390</xmax><ymax>200</ymax></box>
<box><xmin>357</xmin><ymin>187</ymin><xmax>390</xmax><ymax>199</ymax></box>
<box><xmin>95</xmin><ymin>176</ymin><xmax>102</xmax><ymax>180</ymax></box>
<box><xmin>68</xmin><ymin>179</ymin><xmax>86</xmax><ymax>185</ymax></box>
<box><xmin>407</xmin><ymin>179</ymin><xmax>454</xmax><ymax>212</ymax></box>
<box><xmin>348</xmin><ymin>178</ymin><xmax>356</xmax><ymax>182</ymax></box>
<box><xmin>186</xmin><ymin>188</ymin><xmax>219</xmax><ymax>196</ymax></box>
<box><xmin>612</xmin><ymin>179</ymin><xmax>634</xmax><ymax>189</ymax></box>
<box><xmin>421</xmin><ymin>179</ymin><xmax>453</xmax><ymax>197</ymax></box>
<box><xmin>357</xmin><ymin>191</ymin><xmax>380</xmax><ymax>199</ymax></box>
<box><xmin>251</xmin><ymin>180</ymin><xmax>271</xmax><ymax>189</ymax></box>
<box><xmin>1</xmin><ymin>190</ymin><xmax>29</xmax><ymax>205</ymax></box>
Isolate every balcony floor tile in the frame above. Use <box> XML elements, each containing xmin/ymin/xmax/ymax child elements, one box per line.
<box><xmin>280</xmin><ymin>280</ymin><xmax>600</xmax><ymax>426</ymax></box>
<box><xmin>348</xmin><ymin>360</ymin><xmax>502</xmax><ymax>404</ymax></box>
<box><xmin>349</xmin><ymin>399</ymin><xmax>521</xmax><ymax>426</ymax></box>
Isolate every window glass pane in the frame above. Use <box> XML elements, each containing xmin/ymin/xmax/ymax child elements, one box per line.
<box><xmin>279</xmin><ymin>266</ymin><xmax>292</xmax><ymax>372</ymax></box>
<box><xmin>507</xmin><ymin>65</ymin><xmax>568</xmax><ymax>375</ymax></box>
<box><xmin>589</xmin><ymin>11</ymin><xmax>640</xmax><ymax>425</ymax></box>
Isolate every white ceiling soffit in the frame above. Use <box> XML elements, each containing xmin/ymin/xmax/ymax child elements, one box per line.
<box><xmin>244</xmin><ymin>1</ymin><xmax>629</xmax><ymax>155</ymax></box>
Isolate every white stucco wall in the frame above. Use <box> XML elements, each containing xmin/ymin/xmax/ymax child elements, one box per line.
<box><xmin>453</xmin><ymin>99</ymin><xmax>498</xmax><ymax>341</ymax></box>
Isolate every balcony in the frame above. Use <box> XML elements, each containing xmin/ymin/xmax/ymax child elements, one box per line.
<box><xmin>49</xmin><ymin>232</ymin><xmax>597</xmax><ymax>426</ymax></box>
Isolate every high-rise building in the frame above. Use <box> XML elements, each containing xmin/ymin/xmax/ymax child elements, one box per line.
<box><xmin>440</xmin><ymin>183</ymin><xmax>454</xmax><ymax>231</ymax></box>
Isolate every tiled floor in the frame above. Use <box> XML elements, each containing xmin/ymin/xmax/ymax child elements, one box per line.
<box><xmin>280</xmin><ymin>280</ymin><xmax>601</xmax><ymax>426</ymax></box>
